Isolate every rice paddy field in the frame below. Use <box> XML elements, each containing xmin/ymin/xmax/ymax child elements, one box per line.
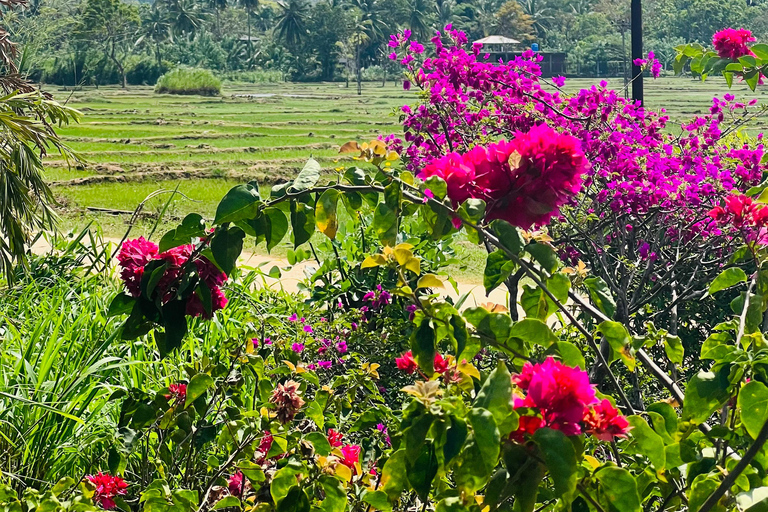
<box><xmin>44</xmin><ymin>76</ymin><xmax>768</xmax><ymax>264</ymax></box>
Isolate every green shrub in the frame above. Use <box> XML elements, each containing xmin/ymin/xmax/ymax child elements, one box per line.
<box><xmin>154</xmin><ymin>66</ymin><xmax>222</xmax><ymax>96</ymax></box>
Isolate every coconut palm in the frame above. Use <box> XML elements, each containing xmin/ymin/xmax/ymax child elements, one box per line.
<box><xmin>162</xmin><ymin>0</ymin><xmax>204</xmax><ymax>38</ymax></box>
<box><xmin>275</xmin><ymin>0</ymin><xmax>309</xmax><ymax>49</ymax></box>
<box><xmin>406</xmin><ymin>0</ymin><xmax>433</xmax><ymax>41</ymax></box>
<box><xmin>208</xmin><ymin>0</ymin><xmax>228</xmax><ymax>35</ymax></box>
<box><xmin>239</xmin><ymin>0</ymin><xmax>259</xmax><ymax>63</ymax></box>
<box><xmin>518</xmin><ymin>0</ymin><xmax>553</xmax><ymax>38</ymax></box>
<box><xmin>136</xmin><ymin>6</ymin><xmax>173</xmax><ymax>66</ymax></box>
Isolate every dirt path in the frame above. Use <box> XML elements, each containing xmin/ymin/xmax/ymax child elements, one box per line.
<box><xmin>31</xmin><ymin>236</ymin><xmax>510</xmax><ymax>309</ymax></box>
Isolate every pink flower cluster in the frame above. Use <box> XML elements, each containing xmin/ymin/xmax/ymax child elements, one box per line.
<box><xmin>420</xmin><ymin>124</ymin><xmax>587</xmax><ymax>229</ymax></box>
<box><xmin>86</xmin><ymin>472</ymin><xmax>128</xmax><ymax>510</ymax></box>
<box><xmin>511</xmin><ymin>358</ymin><xmax>629</xmax><ymax>441</ymax></box>
<box><xmin>633</xmin><ymin>51</ymin><xmax>663</xmax><ymax>79</ymax></box>
<box><xmin>117</xmin><ymin>238</ymin><xmax>227</xmax><ymax>318</ymax></box>
<box><xmin>165</xmin><ymin>383</ymin><xmax>187</xmax><ymax>404</ymax></box>
<box><xmin>713</xmin><ymin>28</ymin><xmax>756</xmax><ymax>60</ymax></box>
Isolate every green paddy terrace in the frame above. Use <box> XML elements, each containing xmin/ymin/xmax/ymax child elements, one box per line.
<box><xmin>43</xmin><ymin>77</ymin><xmax>768</xmax><ymax>271</ymax></box>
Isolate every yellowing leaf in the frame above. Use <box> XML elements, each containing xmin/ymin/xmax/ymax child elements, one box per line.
<box><xmin>393</xmin><ymin>247</ymin><xmax>413</xmax><ymax>265</ymax></box>
<box><xmin>584</xmin><ymin>455</ymin><xmax>600</xmax><ymax>470</ymax></box>
<box><xmin>362</xmin><ymin>255</ymin><xmax>387</xmax><ymax>268</ymax></box>
<box><xmin>405</xmin><ymin>257</ymin><xmax>421</xmax><ymax>275</ymax></box>
<box><xmin>335</xmin><ymin>463</ymin><xmax>352</xmax><ymax>482</ymax></box>
<box><xmin>386</xmin><ymin>150</ymin><xmax>400</xmax><ymax>161</ymax></box>
<box><xmin>417</xmin><ymin>274</ymin><xmax>444</xmax><ymax>289</ymax></box>
<box><xmin>283</xmin><ymin>360</ymin><xmax>296</xmax><ymax>372</ymax></box>
<box><xmin>458</xmin><ymin>361</ymin><xmax>481</xmax><ymax>380</ymax></box>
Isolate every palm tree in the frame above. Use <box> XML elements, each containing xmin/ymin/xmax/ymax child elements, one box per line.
<box><xmin>348</xmin><ymin>14</ymin><xmax>371</xmax><ymax>95</ymax></box>
<box><xmin>518</xmin><ymin>0</ymin><xmax>553</xmax><ymax>38</ymax></box>
<box><xmin>162</xmin><ymin>0</ymin><xmax>204</xmax><ymax>38</ymax></box>
<box><xmin>406</xmin><ymin>0</ymin><xmax>433</xmax><ymax>41</ymax></box>
<box><xmin>136</xmin><ymin>6</ymin><xmax>172</xmax><ymax>66</ymax></box>
<box><xmin>348</xmin><ymin>0</ymin><xmax>389</xmax><ymax>44</ymax></box>
<box><xmin>208</xmin><ymin>0</ymin><xmax>228</xmax><ymax>35</ymax></box>
<box><xmin>239</xmin><ymin>0</ymin><xmax>259</xmax><ymax>63</ymax></box>
<box><xmin>275</xmin><ymin>0</ymin><xmax>309</xmax><ymax>49</ymax></box>
<box><xmin>435</xmin><ymin>0</ymin><xmax>455</xmax><ymax>29</ymax></box>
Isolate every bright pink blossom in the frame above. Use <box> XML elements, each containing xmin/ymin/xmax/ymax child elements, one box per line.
<box><xmin>228</xmin><ymin>471</ymin><xmax>246</xmax><ymax>496</ymax></box>
<box><xmin>395</xmin><ymin>351</ymin><xmax>418</xmax><ymax>374</ymax></box>
<box><xmin>340</xmin><ymin>444</ymin><xmax>361</xmax><ymax>472</ymax></box>
<box><xmin>434</xmin><ymin>353</ymin><xmax>449</xmax><ymax>374</ymax></box>
<box><xmin>86</xmin><ymin>472</ymin><xmax>128</xmax><ymax>509</ymax></box>
<box><xmin>116</xmin><ymin>237</ymin><xmax>159</xmax><ymax>297</ymax></box>
<box><xmin>713</xmin><ymin>28</ymin><xmax>755</xmax><ymax>60</ymax></box>
<box><xmin>165</xmin><ymin>383</ymin><xmax>187</xmax><ymax>404</ymax></box>
<box><xmin>511</xmin><ymin>357</ymin><xmax>597</xmax><ymax>437</ymax></box>
<box><xmin>582</xmin><ymin>399</ymin><xmax>631</xmax><ymax>441</ymax></box>
<box><xmin>328</xmin><ymin>428</ymin><xmax>343</xmax><ymax>447</ymax></box>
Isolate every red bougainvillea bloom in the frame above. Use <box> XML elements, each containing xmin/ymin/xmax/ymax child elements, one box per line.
<box><xmin>419</xmin><ymin>124</ymin><xmax>587</xmax><ymax>229</ymax></box>
<box><xmin>510</xmin><ymin>415</ymin><xmax>544</xmax><ymax>443</ymax></box>
<box><xmin>395</xmin><ymin>351</ymin><xmax>419</xmax><ymax>374</ymax></box>
<box><xmin>165</xmin><ymin>383</ymin><xmax>187</xmax><ymax>404</ymax></box>
<box><xmin>713</xmin><ymin>28</ymin><xmax>755</xmax><ymax>60</ymax></box>
<box><xmin>228</xmin><ymin>471</ymin><xmax>248</xmax><ymax>497</ymax></box>
<box><xmin>582</xmin><ymin>399</ymin><xmax>632</xmax><ymax>441</ymax></box>
<box><xmin>340</xmin><ymin>444</ymin><xmax>361</xmax><ymax>472</ymax></box>
<box><xmin>270</xmin><ymin>380</ymin><xmax>305</xmax><ymax>423</ymax></box>
<box><xmin>117</xmin><ymin>237</ymin><xmax>159</xmax><ymax>297</ymax></box>
<box><xmin>709</xmin><ymin>194</ymin><xmax>768</xmax><ymax>229</ymax></box>
<box><xmin>433</xmin><ymin>353</ymin><xmax>450</xmax><ymax>374</ymax></box>
<box><xmin>86</xmin><ymin>472</ymin><xmax>128</xmax><ymax>510</ymax></box>
<box><xmin>511</xmin><ymin>357</ymin><xmax>597</xmax><ymax>436</ymax></box>
<box><xmin>328</xmin><ymin>428</ymin><xmax>344</xmax><ymax>447</ymax></box>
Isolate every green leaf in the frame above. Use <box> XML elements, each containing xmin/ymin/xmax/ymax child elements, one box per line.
<box><xmin>533</xmin><ymin>428</ymin><xmax>577</xmax><ymax>499</ymax></box>
<box><xmin>682</xmin><ymin>368</ymin><xmax>732</xmax><ymax>424</ymax></box>
<box><xmin>290</xmin><ymin>202</ymin><xmax>315</xmax><ymax>248</ymax></box>
<box><xmin>449</xmin><ymin>314</ymin><xmax>469</xmax><ymax>358</ymax></box>
<box><xmin>484</xmin><ymin>249</ymin><xmax>516</xmax><ymax>294</ymax></box>
<box><xmin>738</xmin><ymin>380</ymin><xmax>768</xmax><ymax>439</ymax></box>
<box><xmin>160</xmin><ymin>300</ymin><xmax>188</xmax><ymax>357</ymax></box>
<box><xmin>108</xmin><ymin>447</ymin><xmax>125</xmax><ymax>476</ymax></box>
<box><xmin>736</xmin><ymin>487</ymin><xmax>768</xmax><ymax>512</ymax></box>
<box><xmin>276</xmin><ymin>486</ymin><xmax>310</xmax><ymax>512</ymax></box>
<box><xmin>315</xmin><ymin>189</ymin><xmax>340</xmax><ymax>239</ymax></box>
<box><xmin>664</xmin><ymin>335</ymin><xmax>684</xmax><ymax>365</ymax></box>
<box><xmin>264</xmin><ymin>207</ymin><xmax>289</xmax><ymax>252</ymax></box>
<box><xmin>381</xmin><ymin>449</ymin><xmax>408</xmax><ymax>500</ymax></box>
<box><xmin>502</xmin><ymin>444</ymin><xmax>545</xmax><ymax>512</ymax></box>
<box><xmin>443</xmin><ymin>416</ymin><xmax>468</xmax><ymax>465</ymax></box>
<box><xmin>159</xmin><ymin>213</ymin><xmax>206</xmax><ymax>252</ymax></box>
<box><xmin>626</xmin><ymin>416</ymin><xmax>666</xmax><ymax>469</ymax></box>
<box><xmin>509</xmin><ymin>318</ymin><xmax>558</xmax><ymax>349</ymax></box>
<box><xmin>584</xmin><ymin>277</ymin><xmax>616</xmax><ymax>318</ymax></box>
<box><xmin>709</xmin><ymin>267</ymin><xmax>748</xmax><ymax>294</ymax></box>
<box><xmin>108</xmin><ymin>292</ymin><xmax>136</xmax><ymax>318</ymax></box>
<box><xmin>185</xmin><ymin>374</ymin><xmax>214</xmax><ymax>408</ymax></box>
<box><xmin>271</xmin><ymin>463</ymin><xmax>304</xmax><ymax>506</ymax></box>
<box><xmin>214</xmin><ymin>183</ymin><xmax>261</xmax><ymax>225</ymax></box>
<box><xmin>213</xmin><ymin>497</ymin><xmax>242</xmax><ymax>510</ymax></box>
<box><xmin>455</xmin><ymin>409</ymin><xmax>500</xmax><ymax>493</ymax></box>
<box><xmin>406</xmin><ymin>441</ymin><xmax>438</xmax><ymax>500</ymax></box>
<box><xmin>410</xmin><ymin>319</ymin><xmax>436</xmax><ymax>375</ymax></box>
<box><xmin>289</xmin><ymin>158</ymin><xmax>321</xmax><ymax>193</ymax></box>
<box><xmin>424</xmin><ymin>176</ymin><xmax>447</xmax><ymax>200</ymax></box>
<box><xmin>751</xmin><ymin>43</ymin><xmax>768</xmax><ymax>60</ymax></box>
<box><xmin>373</xmin><ymin>202</ymin><xmax>398</xmax><ymax>247</ymax></box>
<box><xmin>319</xmin><ymin>476</ymin><xmax>347</xmax><ymax>512</ymax></box>
<box><xmin>363</xmin><ymin>491</ymin><xmax>392</xmax><ymax>512</ymax></box>
<box><xmin>595</xmin><ymin>467</ymin><xmax>641</xmax><ymax>512</ymax></box>
<box><xmin>596</xmin><ymin>321</ymin><xmax>635</xmax><ymax>371</ymax></box>
<box><xmin>210</xmin><ymin>225</ymin><xmax>245</xmax><ymax>275</ymax></box>
<box><xmin>553</xmin><ymin>341</ymin><xmax>586</xmax><ymax>370</ymax></box>
<box><xmin>474</xmin><ymin>361</ymin><xmax>517</xmax><ymax>436</ymax></box>
<box><xmin>490</xmin><ymin>219</ymin><xmax>525</xmax><ymax>254</ymax></box>
<box><xmin>688</xmin><ymin>474</ymin><xmax>720</xmax><ymax>512</ymax></box>
<box><xmin>526</xmin><ymin>243</ymin><xmax>558</xmax><ymax>273</ymax></box>
<box><xmin>457</xmin><ymin>199</ymin><xmax>486</xmax><ymax>243</ymax></box>
<box><xmin>305</xmin><ymin>432</ymin><xmax>331</xmax><ymax>456</ymax></box>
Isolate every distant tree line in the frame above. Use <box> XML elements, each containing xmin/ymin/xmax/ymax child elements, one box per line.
<box><xmin>5</xmin><ymin>0</ymin><xmax>768</xmax><ymax>86</ymax></box>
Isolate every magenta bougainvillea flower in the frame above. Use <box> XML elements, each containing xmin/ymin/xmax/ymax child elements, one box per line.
<box><xmin>395</xmin><ymin>351</ymin><xmax>418</xmax><ymax>374</ymax></box>
<box><xmin>419</xmin><ymin>124</ymin><xmax>588</xmax><ymax>229</ymax></box>
<box><xmin>86</xmin><ymin>472</ymin><xmax>128</xmax><ymax>510</ymax></box>
<box><xmin>328</xmin><ymin>428</ymin><xmax>344</xmax><ymax>447</ymax></box>
<box><xmin>512</xmin><ymin>357</ymin><xmax>597</xmax><ymax>436</ymax></box>
<box><xmin>582</xmin><ymin>399</ymin><xmax>632</xmax><ymax>441</ymax></box>
<box><xmin>117</xmin><ymin>239</ymin><xmax>227</xmax><ymax>319</ymax></box>
<box><xmin>165</xmin><ymin>383</ymin><xmax>187</xmax><ymax>404</ymax></box>
<box><xmin>340</xmin><ymin>444</ymin><xmax>361</xmax><ymax>472</ymax></box>
<box><xmin>713</xmin><ymin>28</ymin><xmax>755</xmax><ymax>60</ymax></box>
<box><xmin>227</xmin><ymin>471</ymin><xmax>246</xmax><ymax>497</ymax></box>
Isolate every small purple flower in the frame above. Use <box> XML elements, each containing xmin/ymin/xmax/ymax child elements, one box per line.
<box><xmin>264</xmin><ymin>338</ymin><xmax>272</xmax><ymax>345</ymax></box>
<box><xmin>252</xmin><ymin>338</ymin><xmax>259</xmax><ymax>348</ymax></box>
<box><xmin>376</xmin><ymin>423</ymin><xmax>392</xmax><ymax>447</ymax></box>
<box><xmin>303</xmin><ymin>325</ymin><xmax>313</xmax><ymax>334</ymax></box>
<box><xmin>291</xmin><ymin>343</ymin><xmax>304</xmax><ymax>353</ymax></box>
<box><xmin>320</xmin><ymin>317</ymin><xmax>328</xmax><ymax>322</ymax></box>
<box><xmin>351</xmin><ymin>322</ymin><xmax>358</xmax><ymax>331</ymax></box>
<box><xmin>406</xmin><ymin>304</ymin><xmax>418</xmax><ymax>321</ymax></box>
<box><xmin>403</xmin><ymin>80</ymin><xmax>411</xmax><ymax>91</ymax></box>
<box><xmin>336</xmin><ymin>341</ymin><xmax>348</xmax><ymax>354</ymax></box>
<box><xmin>288</xmin><ymin>313</ymin><xmax>298</xmax><ymax>322</ymax></box>
<box><xmin>307</xmin><ymin>363</ymin><xmax>316</xmax><ymax>370</ymax></box>
<box><xmin>552</xmin><ymin>76</ymin><xmax>566</xmax><ymax>87</ymax></box>
<box><xmin>318</xmin><ymin>360</ymin><xmax>333</xmax><ymax>369</ymax></box>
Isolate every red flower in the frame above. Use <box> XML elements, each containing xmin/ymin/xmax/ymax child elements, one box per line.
<box><xmin>433</xmin><ymin>353</ymin><xmax>450</xmax><ymax>374</ymax></box>
<box><xmin>713</xmin><ymin>28</ymin><xmax>755</xmax><ymax>60</ymax></box>
<box><xmin>340</xmin><ymin>444</ymin><xmax>361</xmax><ymax>472</ymax></box>
<box><xmin>582</xmin><ymin>399</ymin><xmax>632</xmax><ymax>441</ymax></box>
<box><xmin>165</xmin><ymin>383</ymin><xmax>187</xmax><ymax>404</ymax></box>
<box><xmin>328</xmin><ymin>428</ymin><xmax>344</xmax><ymax>447</ymax></box>
<box><xmin>395</xmin><ymin>351</ymin><xmax>419</xmax><ymax>374</ymax></box>
<box><xmin>117</xmin><ymin>237</ymin><xmax>159</xmax><ymax>297</ymax></box>
<box><xmin>255</xmin><ymin>431</ymin><xmax>275</xmax><ymax>465</ymax></box>
<box><xmin>510</xmin><ymin>414</ymin><xmax>544</xmax><ymax>443</ymax></box>
<box><xmin>418</xmin><ymin>124</ymin><xmax>587</xmax><ymax>229</ymax></box>
<box><xmin>512</xmin><ymin>357</ymin><xmax>597</xmax><ymax>437</ymax></box>
<box><xmin>228</xmin><ymin>471</ymin><xmax>247</xmax><ymax>497</ymax></box>
<box><xmin>709</xmin><ymin>194</ymin><xmax>768</xmax><ymax>233</ymax></box>
<box><xmin>86</xmin><ymin>472</ymin><xmax>128</xmax><ymax>510</ymax></box>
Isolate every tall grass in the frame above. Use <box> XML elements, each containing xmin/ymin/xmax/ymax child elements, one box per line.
<box><xmin>223</xmin><ymin>69</ymin><xmax>283</xmax><ymax>83</ymax></box>
<box><xmin>155</xmin><ymin>67</ymin><xmax>222</xmax><ymax>97</ymax></box>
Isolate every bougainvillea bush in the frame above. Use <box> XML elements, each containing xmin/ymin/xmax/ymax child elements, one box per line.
<box><xmin>6</xmin><ymin>25</ymin><xmax>768</xmax><ymax>512</ymax></box>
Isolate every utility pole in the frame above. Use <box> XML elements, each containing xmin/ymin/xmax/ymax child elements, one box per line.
<box><xmin>631</xmin><ymin>0</ymin><xmax>643</xmax><ymax>105</ymax></box>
